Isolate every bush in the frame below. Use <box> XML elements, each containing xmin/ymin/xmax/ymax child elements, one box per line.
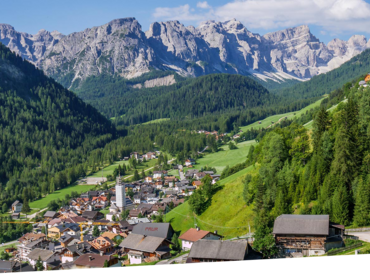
<box><xmin>359</xmin><ymin>249</ymin><xmax>370</xmax><ymax>254</ymax></box>
<box><xmin>344</xmin><ymin>238</ymin><xmax>361</xmax><ymax>246</ymax></box>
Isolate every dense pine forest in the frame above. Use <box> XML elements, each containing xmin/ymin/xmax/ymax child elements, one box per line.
<box><xmin>0</xmin><ymin>43</ymin><xmax>119</xmax><ymax>210</ymax></box>
<box><xmin>74</xmin><ymin>73</ymin><xmax>316</xmax><ymax>126</ymax></box>
<box><xmin>241</xmin><ymin>78</ymin><xmax>370</xmax><ymax>254</ymax></box>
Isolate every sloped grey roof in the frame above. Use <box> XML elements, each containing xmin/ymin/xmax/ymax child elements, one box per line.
<box><xmin>44</xmin><ymin>211</ymin><xmax>57</xmax><ymax>218</ymax></box>
<box><xmin>188</xmin><ymin>240</ymin><xmax>247</xmax><ymax>260</ymax></box>
<box><xmin>0</xmin><ymin>260</ymin><xmax>13</xmax><ymax>272</ymax></box>
<box><xmin>273</xmin><ymin>214</ymin><xmax>329</xmax><ymax>235</ymax></box>
<box><xmin>119</xmin><ymin>234</ymin><xmax>165</xmax><ymax>252</ymax></box>
<box><xmin>132</xmin><ymin>223</ymin><xmax>172</xmax><ymax>239</ymax></box>
<box><xmin>27</xmin><ymin>248</ymin><xmax>54</xmax><ymax>261</ymax></box>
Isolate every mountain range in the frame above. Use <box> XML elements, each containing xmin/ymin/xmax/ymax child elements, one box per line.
<box><xmin>1</xmin><ymin>17</ymin><xmax>370</xmax><ymax>89</ymax></box>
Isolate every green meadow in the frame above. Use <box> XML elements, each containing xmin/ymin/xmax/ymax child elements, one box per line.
<box><xmin>29</xmin><ymin>183</ymin><xmax>96</xmax><ymax>210</ymax></box>
<box><xmin>192</xmin><ymin>140</ymin><xmax>256</xmax><ymax>174</ymax></box>
<box><xmin>166</xmin><ymin>165</ymin><xmax>256</xmax><ymax>239</ymax></box>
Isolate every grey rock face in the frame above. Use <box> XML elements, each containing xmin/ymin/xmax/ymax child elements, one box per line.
<box><xmin>40</xmin><ymin>18</ymin><xmax>155</xmax><ymax>86</ymax></box>
<box><xmin>0</xmin><ymin>24</ymin><xmax>63</xmax><ymax>62</ymax></box>
<box><xmin>1</xmin><ymin>18</ymin><xmax>369</xmax><ymax>87</ymax></box>
<box><xmin>132</xmin><ymin>74</ymin><xmax>176</xmax><ymax>89</ymax></box>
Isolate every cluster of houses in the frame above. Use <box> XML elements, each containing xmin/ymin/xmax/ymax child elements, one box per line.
<box><xmin>128</xmin><ymin>151</ymin><xmax>159</xmax><ymax>161</ymax></box>
<box><xmin>184</xmin><ymin>169</ymin><xmax>220</xmax><ymax>186</ymax></box>
<box><xmin>0</xmin><ymin>208</ymin><xmax>346</xmax><ymax>273</ymax></box>
<box><xmin>197</xmin><ymin>130</ymin><xmax>227</xmax><ymax>141</ymax></box>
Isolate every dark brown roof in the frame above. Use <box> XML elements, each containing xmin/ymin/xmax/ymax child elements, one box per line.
<box><xmin>119</xmin><ymin>234</ymin><xmax>167</xmax><ymax>252</ymax></box>
<box><xmin>273</xmin><ymin>215</ymin><xmax>329</xmax><ymax>235</ymax></box>
<box><xmin>74</xmin><ymin>253</ymin><xmax>111</xmax><ymax>268</ymax></box>
<box><xmin>179</xmin><ymin>228</ymin><xmax>210</xmax><ymax>242</ymax></box>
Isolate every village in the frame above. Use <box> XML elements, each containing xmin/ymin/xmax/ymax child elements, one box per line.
<box><xmin>0</xmin><ymin>147</ymin><xmax>354</xmax><ymax>272</ymax></box>
<box><xmin>2</xmin><ymin>121</ymin><xmax>369</xmax><ymax>273</ymax></box>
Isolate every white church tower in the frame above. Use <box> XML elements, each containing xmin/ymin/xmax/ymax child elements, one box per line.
<box><xmin>116</xmin><ymin>175</ymin><xmax>126</xmax><ymax>211</ymax></box>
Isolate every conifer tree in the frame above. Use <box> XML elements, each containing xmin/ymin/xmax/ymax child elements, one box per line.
<box><xmin>49</xmin><ymin>178</ymin><xmax>55</xmax><ymax>193</ymax></box>
<box><xmin>354</xmin><ymin>176</ymin><xmax>370</xmax><ymax>226</ymax></box>
<box><xmin>133</xmin><ymin>170</ymin><xmax>140</xmax><ymax>181</ymax></box>
<box><xmin>312</xmin><ymin>107</ymin><xmax>329</xmax><ymax>151</ymax></box>
<box><xmin>332</xmin><ymin>184</ymin><xmax>350</xmax><ymax>225</ymax></box>
<box><xmin>22</xmin><ymin>198</ymin><xmax>30</xmax><ymax>215</ymax></box>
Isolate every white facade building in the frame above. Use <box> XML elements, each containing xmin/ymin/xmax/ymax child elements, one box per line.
<box><xmin>116</xmin><ymin>176</ymin><xmax>126</xmax><ymax>211</ymax></box>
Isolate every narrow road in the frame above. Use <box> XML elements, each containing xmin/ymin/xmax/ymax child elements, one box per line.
<box><xmin>156</xmin><ymin>253</ymin><xmax>189</xmax><ymax>265</ymax></box>
<box><xmin>0</xmin><ymin>240</ymin><xmax>19</xmax><ymax>247</ymax></box>
<box><xmin>178</xmin><ymin>165</ymin><xmax>185</xmax><ymax>180</ymax></box>
<box><xmin>198</xmin><ymin>146</ymin><xmax>208</xmax><ymax>154</ymax></box>
<box><xmin>28</xmin><ymin>208</ymin><xmax>48</xmax><ymax>219</ymax></box>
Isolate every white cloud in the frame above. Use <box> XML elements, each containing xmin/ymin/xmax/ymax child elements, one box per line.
<box><xmin>153</xmin><ymin>4</ymin><xmax>208</xmax><ymax>22</ymax></box>
<box><xmin>197</xmin><ymin>1</ymin><xmax>211</xmax><ymax>9</ymax></box>
<box><xmin>152</xmin><ymin>0</ymin><xmax>370</xmax><ymax>34</ymax></box>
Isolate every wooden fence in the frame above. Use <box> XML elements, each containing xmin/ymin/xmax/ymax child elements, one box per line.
<box><xmin>327</xmin><ymin>242</ymin><xmax>363</xmax><ymax>256</ymax></box>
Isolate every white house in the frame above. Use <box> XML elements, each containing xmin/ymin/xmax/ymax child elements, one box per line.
<box><xmin>11</xmin><ymin>200</ymin><xmax>23</xmax><ymax>213</ymax></box>
<box><xmin>179</xmin><ymin>228</ymin><xmax>222</xmax><ymax>251</ymax></box>
<box><xmin>133</xmin><ymin>195</ymin><xmax>141</xmax><ymax>204</ymax></box>
<box><xmin>153</xmin><ymin>171</ymin><xmax>163</xmax><ymax>179</ymax></box>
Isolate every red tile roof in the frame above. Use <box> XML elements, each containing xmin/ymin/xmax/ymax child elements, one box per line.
<box><xmin>179</xmin><ymin>228</ymin><xmax>210</xmax><ymax>242</ymax></box>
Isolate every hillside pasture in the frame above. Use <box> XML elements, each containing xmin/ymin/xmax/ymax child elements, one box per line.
<box><xmin>192</xmin><ymin>140</ymin><xmax>256</xmax><ymax>174</ymax></box>
<box><xmin>166</xmin><ymin>165</ymin><xmax>256</xmax><ymax>239</ymax></box>
<box><xmin>29</xmin><ymin>183</ymin><xmax>96</xmax><ymax>210</ymax></box>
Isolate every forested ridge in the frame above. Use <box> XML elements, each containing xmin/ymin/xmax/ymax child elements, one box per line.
<box><xmin>74</xmin><ymin>73</ymin><xmax>316</xmax><ymax>126</ymax></box>
<box><xmin>242</xmin><ymin>78</ymin><xmax>370</xmax><ymax>250</ymax></box>
<box><xmin>0</xmin><ymin>43</ymin><xmax>119</xmax><ymax>210</ymax></box>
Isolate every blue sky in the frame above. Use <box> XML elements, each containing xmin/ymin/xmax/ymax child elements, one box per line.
<box><xmin>2</xmin><ymin>0</ymin><xmax>370</xmax><ymax>43</ymax></box>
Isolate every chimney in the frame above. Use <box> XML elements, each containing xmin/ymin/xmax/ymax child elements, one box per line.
<box><xmin>100</xmin><ymin>251</ymin><xmax>104</xmax><ymax>256</ymax></box>
<box><xmin>196</xmin><ymin>227</ymin><xmax>199</xmax><ymax>231</ymax></box>
<box><xmin>214</xmin><ymin>230</ymin><xmax>217</xmax><ymax>235</ymax></box>
<box><xmin>89</xmin><ymin>256</ymin><xmax>92</xmax><ymax>262</ymax></box>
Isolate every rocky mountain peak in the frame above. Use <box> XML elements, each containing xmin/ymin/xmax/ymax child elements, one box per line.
<box><xmin>0</xmin><ymin>23</ymin><xmax>15</xmax><ymax>30</ymax></box>
<box><xmin>347</xmin><ymin>35</ymin><xmax>368</xmax><ymax>49</ymax></box>
<box><xmin>263</xmin><ymin>25</ymin><xmax>314</xmax><ymax>44</ymax></box>
<box><xmin>327</xmin><ymin>38</ymin><xmax>347</xmax><ymax>56</ymax></box>
<box><xmin>222</xmin><ymin>18</ymin><xmax>246</xmax><ymax>32</ymax></box>
<box><xmin>1</xmin><ymin>18</ymin><xmax>369</xmax><ymax>86</ymax></box>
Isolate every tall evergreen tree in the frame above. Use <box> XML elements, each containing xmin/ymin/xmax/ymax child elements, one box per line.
<box><xmin>332</xmin><ymin>183</ymin><xmax>351</xmax><ymax>225</ymax></box>
<box><xmin>312</xmin><ymin>106</ymin><xmax>329</xmax><ymax>151</ymax></box>
<box><xmin>353</xmin><ymin>176</ymin><xmax>370</xmax><ymax>226</ymax></box>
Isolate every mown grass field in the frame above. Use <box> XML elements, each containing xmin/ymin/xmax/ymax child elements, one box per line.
<box><xmin>88</xmin><ymin>158</ymin><xmax>158</xmax><ymax>179</ymax></box>
<box><xmin>239</xmin><ymin>97</ymin><xmax>326</xmax><ymax>133</ymax></box>
<box><xmin>166</xmin><ymin>165</ymin><xmax>256</xmax><ymax>239</ymax></box>
<box><xmin>142</xmin><ymin>118</ymin><xmax>170</xmax><ymax>125</ymax></box>
<box><xmin>29</xmin><ymin>183</ymin><xmax>96</xmax><ymax>210</ymax></box>
<box><xmin>191</xmin><ymin>140</ymin><xmax>256</xmax><ymax>174</ymax></box>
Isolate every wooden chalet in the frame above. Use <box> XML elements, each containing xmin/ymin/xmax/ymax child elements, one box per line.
<box><xmin>273</xmin><ymin>214</ymin><xmax>344</xmax><ymax>257</ymax></box>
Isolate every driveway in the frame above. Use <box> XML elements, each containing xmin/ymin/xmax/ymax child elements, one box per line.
<box><xmin>349</xmin><ymin>231</ymin><xmax>370</xmax><ymax>242</ymax></box>
<box><xmin>156</xmin><ymin>253</ymin><xmax>189</xmax><ymax>265</ymax></box>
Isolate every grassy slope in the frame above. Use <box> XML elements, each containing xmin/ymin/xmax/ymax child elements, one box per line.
<box><xmin>239</xmin><ymin>97</ymin><xmax>326</xmax><ymax>133</ymax></box>
<box><xmin>142</xmin><ymin>118</ymin><xmax>170</xmax><ymax>125</ymax></box>
<box><xmin>166</xmin><ymin>165</ymin><xmax>256</xmax><ymax>239</ymax></box>
<box><xmin>192</xmin><ymin>140</ymin><xmax>256</xmax><ymax>174</ymax></box>
<box><xmin>29</xmin><ymin>183</ymin><xmax>95</xmax><ymax>210</ymax></box>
